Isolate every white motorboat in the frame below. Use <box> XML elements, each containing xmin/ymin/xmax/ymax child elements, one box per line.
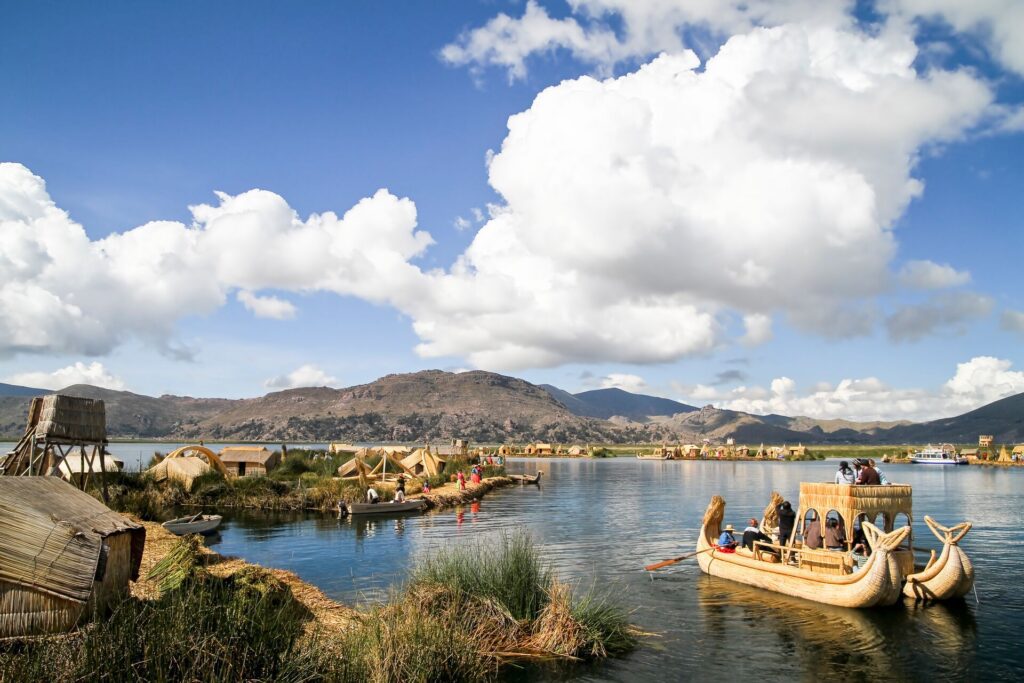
<box><xmin>162</xmin><ymin>513</ymin><xmax>223</xmax><ymax>535</ymax></box>
<box><xmin>911</xmin><ymin>444</ymin><xmax>968</xmax><ymax>466</ymax></box>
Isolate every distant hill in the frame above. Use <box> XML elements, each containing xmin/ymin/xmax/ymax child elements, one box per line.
<box><xmin>0</xmin><ymin>371</ymin><xmax>1021</xmax><ymax>445</ymax></box>
<box><xmin>0</xmin><ymin>382</ymin><xmax>48</xmax><ymax>398</ymax></box>
<box><xmin>542</xmin><ymin>385</ymin><xmax>697</xmax><ymax>420</ymax></box>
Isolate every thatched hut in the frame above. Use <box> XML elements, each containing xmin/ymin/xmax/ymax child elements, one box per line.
<box><xmin>57</xmin><ymin>453</ymin><xmax>124</xmax><ymax>483</ymax></box>
<box><xmin>567</xmin><ymin>445</ymin><xmax>587</xmax><ymax>456</ymax></box>
<box><xmin>218</xmin><ymin>446</ymin><xmax>279</xmax><ymax>477</ymax></box>
<box><xmin>0</xmin><ymin>478</ymin><xmax>144</xmax><ymax>639</ymax></box>
<box><xmin>497</xmin><ymin>444</ymin><xmax>514</xmax><ymax>456</ymax></box>
<box><xmin>145</xmin><ymin>456</ymin><xmax>212</xmax><ymax>489</ymax></box>
<box><xmin>328</xmin><ymin>443</ymin><xmax>361</xmax><ymax>456</ymax></box>
<box><xmin>401</xmin><ymin>447</ymin><xmax>447</xmax><ymax>477</ymax></box>
<box><xmin>1013</xmin><ymin>445</ymin><xmax>1024</xmax><ymax>460</ymax></box>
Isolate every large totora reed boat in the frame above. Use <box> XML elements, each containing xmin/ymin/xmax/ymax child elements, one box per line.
<box><xmin>903</xmin><ymin>516</ymin><xmax>975</xmax><ymax>601</ymax></box>
<box><xmin>699</xmin><ymin>482</ymin><xmax>931</xmax><ymax>608</ymax></box>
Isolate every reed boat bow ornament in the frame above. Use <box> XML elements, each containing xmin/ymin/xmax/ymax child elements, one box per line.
<box><xmin>697</xmin><ymin>494</ymin><xmax>910</xmax><ymax>608</ymax></box>
<box><xmin>903</xmin><ymin>516</ymin><xmax>975</xmax><ymax>601</ymax></box>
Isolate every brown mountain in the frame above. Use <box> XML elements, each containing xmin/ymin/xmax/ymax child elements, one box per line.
<box><xmin>0</xmin><ymin>371</ymin><xmax>1021</xmax><ymax>445</ymax></box>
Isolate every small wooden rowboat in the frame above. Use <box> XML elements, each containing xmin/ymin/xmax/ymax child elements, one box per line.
<box><xmin>509</xmin><ymin>471</ymin><xmax>543</xmax><ymax>484</ymax></box>
<box><xmin>346</xmin><ymin>499</ymin><xmax>427</xmax><ymax>515</ymax></box>
<box><xmin>903</xmin><ymin>516</ymin><xmax>975</xmax><ymax>601</ymax></box>
<box><xmin>162</xmin><ymin>513</ymin><xmax>222</xmax><ymax>535</ymax></box>
<box><xmin>697</xmin><ymin>494</ymin><xmax>910</xmax><ymax>608</ymax></box>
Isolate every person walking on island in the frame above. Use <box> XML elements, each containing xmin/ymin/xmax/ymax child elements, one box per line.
<box><xmin>457</xmin><ymin>470</ymin><xmax>467</xmax><ymax>491</ymax></box>
<box><xmin>835</xmin><ymin>461</ymin><xmax>855</xmax><ymax>484</ymax></box>
<box><xmin>855</xmin><ymin>459</ymin><xmax>881</xmax><ymax>485</ymax></box>
<box><xmin>717</xmin><ymin>524</ymin><xmax>738</xmax><ymax>552</ymax></box>
<box><xmin>777</xmin><ymin>501</ymin><xmax>796</xmax><ymax>546</ymax></box>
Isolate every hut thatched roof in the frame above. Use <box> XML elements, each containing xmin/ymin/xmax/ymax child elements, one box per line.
<box><xmin>34</xmin><ymin>394</ymin><xmax>106</xmax><ymax>443</ymax></box>
<box><xmin>145</xmin><ymin>456</ymin><xmax>211</xmax><ymax>488</ymax></box>
<box><xmin>57</xmin><ymin>453</ymin><xmax>124</xmax><ymax>479</ymax></box>
<box><xmin>219</xmin><ymin>446</ymin><xmax>274</xmax><ymax>465</ymax></box>
<box><xmin>798</xmin><ymin>482</ymin><xmax>912</xmax><ymax>524</ymax></box>
<box><xmin>0</xmin><ymin>478</ymin><xmax>144</xmax><ymax>603</ymax></box>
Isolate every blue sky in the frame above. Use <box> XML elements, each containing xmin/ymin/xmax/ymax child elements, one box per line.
<box><xmin>1</xmin><ymin>1</ymin><xmax>1022</xmax><ymax>421</ymax></box>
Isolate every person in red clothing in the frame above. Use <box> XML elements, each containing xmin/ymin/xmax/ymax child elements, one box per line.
<box><xmin>854</xmin><ymin>459</ymin><xmax>881</xmax><ymax>485</ymax></box>
<box><xmin>457</xmin><ymin>470</ymin><xmax>467</xmax><ymax>491</ymax></box>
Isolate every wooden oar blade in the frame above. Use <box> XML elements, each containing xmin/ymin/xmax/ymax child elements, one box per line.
<box><xmin>645</xmin><ymin>557</ymin><xmax>683</xmax><ymax>571</ymax></box>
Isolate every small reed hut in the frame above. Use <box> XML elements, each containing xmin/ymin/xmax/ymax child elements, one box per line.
<box><xmin>401</xmin><ymin>447</ymin><xmax>446</xmax><ymax>477</ymax></box>
<box><xmin>218</xmin><ymin>446</ymin><xmax>279</xmax><ymax>477</ymax></box>
<box><xmin>0</xmin><ymin>478</ymin><xmax>144</xmax><ymax>639</ymax></box>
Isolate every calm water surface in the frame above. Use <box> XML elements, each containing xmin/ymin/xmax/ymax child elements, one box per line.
<box><xmin>17</xmin><ymin>450</ymin><xmax>1017</xmax><ymax>681</ymax></box>
<box><xmin>192</xmin><ymin>458</ymin><xmax>1024</xmax><ymax>681</ymax></box>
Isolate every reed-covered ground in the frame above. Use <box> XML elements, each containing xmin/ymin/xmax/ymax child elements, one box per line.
<box><xmin>100</xmin><ymin>449</ymin><xmax>507</xmax><ymax>520</ymax></box>
<box><xmin>0</xmin><ymin>530</ymin><xmax>636</xmax><ymax>683</ymax></box>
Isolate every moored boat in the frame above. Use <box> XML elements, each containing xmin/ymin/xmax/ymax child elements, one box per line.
<box><xmin>911</xmin><ymin>443</ymin><xmax>968</xmax><ymax>465</ymax></box>
<box><xmin>636</xmin><ymin>453</ymin><xmax>672</xmax><ymax>460</ymax></box>
<box><xmin>346</xmin><ymin>498</ymin><xmax>427</xmax><ymax>515</ymax></box>
<box><xmin>162</xmin><ymin>513</ymin><xmax>223</xmax><ymax>535</ymax></box>
<box><xmin>697</xmin><ymin>484</ymin><xmax>915</xmax><ymax>608</ymax></box>
<box><xmin>903</xmin><ymin>516</ymin><xmax>975</xmax><ymax>601</ymax></box>
<box><xmin>510</xmin><ymin>471</ymin><xmax>543</xmax><ymax>484</ymax></box>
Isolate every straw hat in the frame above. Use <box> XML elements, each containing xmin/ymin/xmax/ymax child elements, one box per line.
<box><xmin>724</xmin><ymin>524</ymin><xmax>736</xmax><ymax>532</ymax></box>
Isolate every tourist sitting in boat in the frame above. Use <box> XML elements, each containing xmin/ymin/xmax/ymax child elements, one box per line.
<box><xmin>824</xmin><ymin>518</ymin><xmax>845</xmax><ymax>551</ymax></box>
<box><xmin>804</xmin><ymin>511</ymin><xmax>823</xmax><ymax>550</ymax></box>
<box><xmin>395</xmin><ymin>479</ymin><xmax>407</xmax><ymax>503</ymax></box>
<box><xmin>777</xmin><ymin>501</ymin><xmax>796</xmax><ymax>545</ymax></box>
<box><xmin>835</xmin><ymin>461</ymin><xmax>855</xmax><ymax>484</ymax></box>
<box><xmin>742</xmin><ymin>518</ymin><xmax>773</xmax><ymax>551</ymax></box>
<box><xmin>717</xmin><ymin>524</ymin><xmax>738</xmax><ymax>552</ymax></box>
<box><xmin>869</xmin><ymin>459</ymin><xmax>890</xmax><ymax>485</ymax></box>
<box><xmin>366</xmin><ymin>487</ymin><xmax>380</xmax><ymax>504</ymax></box>
<box><xmin>854</xmin><ymin>459</ymin><xmax>881</xmax><ymax>485</ymax></box>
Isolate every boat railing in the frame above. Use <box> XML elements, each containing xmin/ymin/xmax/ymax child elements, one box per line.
<box><xmin>752</xmin><ymin>541</ymin><xmax>853</xmax><ymax>575</ymax></box>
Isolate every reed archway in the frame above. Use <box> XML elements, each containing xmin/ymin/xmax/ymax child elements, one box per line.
<box><xmin>164</xmin><ymin>445</ymin><xmax>229</xmax><ymax>476</ymax></box>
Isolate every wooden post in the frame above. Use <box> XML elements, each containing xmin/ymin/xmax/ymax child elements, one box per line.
<box><xmin>98</xmin><ymin>443</ymin><xmax>110</xmax><ymax>503</ymax></box>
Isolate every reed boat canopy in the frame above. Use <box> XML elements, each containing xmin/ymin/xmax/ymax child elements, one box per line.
<box><xmin>797</xmin><ymin>482</ymin><xmax>912</xmax><ymax>535</ymax></box>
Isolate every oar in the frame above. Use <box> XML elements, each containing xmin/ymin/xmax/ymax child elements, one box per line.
<box><xmin>187</xmin><ymin>512</ymin><xmax>203</xmax><ymax>523</ymax></box>
<box><xmin>645</xmin><ymin>546</ymin><xmax>715</xmax><ymax>571</ymax></box>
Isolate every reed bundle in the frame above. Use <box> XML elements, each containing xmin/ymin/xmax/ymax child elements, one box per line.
<box><xmin>761</xmin><ymin>491</ymin><xmax>784</xmax><ymax>530</ymax></box>
<box><xmin>147</xmin><ymin>536</ymin><xmax>204</xmax><ymax>593</ymax></box>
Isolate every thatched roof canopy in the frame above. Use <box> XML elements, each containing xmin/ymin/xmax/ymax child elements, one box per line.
<box><xmin>798</xmin><ymin>482</ymin><xmax>912</xmax><ymax>531</ymax></box>
<box><xmin>0</xmin><ymin>478</ymin><xmax>143</xmax><ymax>603</ymax></box>
<box><xmin>219</xmin><ymin>446</ymin><xmax>274</xmax><ymax>465</ymax></box>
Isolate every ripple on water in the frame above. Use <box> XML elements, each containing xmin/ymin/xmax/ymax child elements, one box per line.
<box><xmin>204</xmin><ymin>458</ymin><xmax>1022</xmax><ymax>681</ymax></box>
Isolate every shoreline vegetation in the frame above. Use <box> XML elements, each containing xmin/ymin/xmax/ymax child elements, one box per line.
<box><xmin>102</xmin><ymin>448</ymin><xmax>512</xmax><ymax>520</ymax></box>
<box><xmin>0</xmin><ymin>522</ymin><xmax>637</xmax><ymax>682</ymax></box>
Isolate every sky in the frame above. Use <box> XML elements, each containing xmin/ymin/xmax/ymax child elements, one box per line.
<box><xmin>1</xmin><ymin>0</ymin><xmax>1022</xmax><ymax>422</ymax></box>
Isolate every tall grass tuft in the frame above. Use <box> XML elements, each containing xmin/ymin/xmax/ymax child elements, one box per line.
<box><xmin>411</xmin><ymin>531</ymin><xmax>552</xmax><ymax>622</ymax></box>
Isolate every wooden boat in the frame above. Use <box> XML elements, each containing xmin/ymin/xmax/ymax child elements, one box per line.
<box><xmin>697</xmin><ymin>484</ymin><xmax>915</xmax><ymax>608</ymax></box>
<box><xmin>346</xmin><ymin>498</ymin><xmax>427</xmax><ymax>515</ymax></box>
<box><xmin>903</xmin><ymin>516</ymin><xmax>975</xmax><ymax>601</ymax></box>
<box><xmin>509</xmin><ymin>471</ymin><xmax>543</xmax><ymax>484</ymax></box>
<box><xmin>162</xmin><ymin>513</ymin><xmax>222</xmax><ymax>535</ymax></box>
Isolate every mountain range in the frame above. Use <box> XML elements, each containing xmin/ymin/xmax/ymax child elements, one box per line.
<box><xmin>1</xmin><ymin>370</ymin><xmax>1021</xmax><ymax>444</ymax></box>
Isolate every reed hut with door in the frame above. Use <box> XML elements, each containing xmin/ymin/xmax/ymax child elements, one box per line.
<box><xmin>567</xmin><ymin>444</ymin><xmax>587</xmax><ymax>456</ymax></box>
<box><xmin>218</xmin><ymin>446</ymin><xmax>279</xmax><ymax>477</ymax></box>
<box><xmin>0</xmin><ymin>477</ymin><xmax>144</xmax><ymax>639</ymax></box>
<box><xmin>497</xmin><ymin>444</ymin><xmax>514</xmax><ymax>456</ymax></box>
<box><xmin>144</xmin><ymin>445</ymin><xmax>228</xmax><ymax>489</ymax></box>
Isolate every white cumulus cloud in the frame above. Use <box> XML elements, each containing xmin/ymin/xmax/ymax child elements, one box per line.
<box><xmin>5</xmin><ymin>361</ymin><xmax>126</xmax><ymax>391</ymax></box>
<box><xmin>599</xmin><ymin>373</ymin><xmax>648</xmax><ymax>393</ymax></box>
<box><xmin>898</xmin><ymin>260</ymin><xmax>970</xmax><ymax>289</ymax></box>
<box><xmin>264</xmin><ymin>364</ymin><xmax>338</xmax><ymax>390</ymax></box>
<box><xmin>237</xmin><ymin>290</ymin><xmax>297</xmax><ymax>320</ymax></box>
<box><xmin>679</xmin><ymin>355</ymin><xmax>1024</xmax><ymax>421</ymax></box>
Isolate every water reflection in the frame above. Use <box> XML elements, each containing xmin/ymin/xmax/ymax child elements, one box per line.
<box><xmin>192</xmin><ymin>457</ymin><xmax>1018</xmax><ymax>681</ymax></box>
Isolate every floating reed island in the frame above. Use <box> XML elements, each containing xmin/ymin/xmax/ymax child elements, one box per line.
<box><xmin>0</xmin><ymin>521</ymin><xmax>637</xmax><ymax>682</ymax></box>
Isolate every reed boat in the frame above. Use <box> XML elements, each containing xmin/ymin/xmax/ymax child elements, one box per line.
<box><xmin>509</xmin><ymin>471</ymin><xmax>543</xmax><ymax>484</ymax></box>
<box><xmin>697</xmin><ymin>483</ymin><xmax>918</xmax><ymax>608</ymax></box>
<box><xmin>903</xmin><ymin>516</ymin><xmax>975</xmax><ymax>601</ymax></box>
<box><xmin>346</xmin><ymin>499</ymin><xmax>427</xmax><ymax>515</ymax></box>
<box><xmin>636</xmin><ymin>453</ymin><xmax>672</xmax><ymax>460</ymax></box>
<box><xmin>162</xmin><ymin>513</ymin><xmax>222</xmax><ymax>535</ymax></box>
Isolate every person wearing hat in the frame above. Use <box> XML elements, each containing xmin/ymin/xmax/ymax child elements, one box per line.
<box><xmin>835</xmin><ymin>460</ymin><xmax>855</xmax><ymax>484</ymax></box>
<box><xmin>717</xmin><ymin>524</ymin><xmax>738</xmax><ymax>552</ymax></box>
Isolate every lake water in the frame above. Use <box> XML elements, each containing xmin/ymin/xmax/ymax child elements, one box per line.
<box><xmin>171</xmin><ymin>457</ymin><xmax>1022</xmax><ymax>681</ymax></box>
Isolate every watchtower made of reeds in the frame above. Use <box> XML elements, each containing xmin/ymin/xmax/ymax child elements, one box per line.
<box><xmin>1</xmin><ymin>395</ymin><xmax>111</xmax><ymax>501</ymax></box>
